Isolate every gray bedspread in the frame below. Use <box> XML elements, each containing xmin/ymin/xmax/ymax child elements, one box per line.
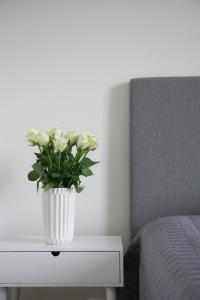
<box><xmin>118</xmin><ymin>216</ymin><xmax>200</xmax><ymax>300</ymax></box>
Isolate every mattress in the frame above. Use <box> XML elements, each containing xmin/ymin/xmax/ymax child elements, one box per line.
<box><xmin>118</xmin><ymin>215</ymin><xmax>200</xmax><ymax>300</ymax></box>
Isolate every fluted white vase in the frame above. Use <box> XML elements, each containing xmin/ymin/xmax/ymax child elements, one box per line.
<box><xmin>42</xmin><ymin>188</ymin><xmax>76</xmax><ymax>245</ymax></box>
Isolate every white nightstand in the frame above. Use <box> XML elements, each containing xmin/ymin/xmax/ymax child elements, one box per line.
<box><xmin>0</xmin><ymin>236</ymin><xmax>123</xmax><ymax>300</ymax></box>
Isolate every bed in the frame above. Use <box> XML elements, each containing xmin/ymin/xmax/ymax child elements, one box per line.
<box><xmin>118</xmin><ymin>77</ymin><xmax>200</xmax><ymax>300</ymax></box>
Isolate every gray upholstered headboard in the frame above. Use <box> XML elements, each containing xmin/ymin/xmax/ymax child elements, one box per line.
<box><xmin>130</xmin><ymin>77</ymin><xmax>200</xmax><ymax>237</ymax></box>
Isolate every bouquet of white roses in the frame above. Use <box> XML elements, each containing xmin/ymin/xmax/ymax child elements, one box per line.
<box><xmin>26</xmin><ymin>128</ymin><xmax>99</xmax><ymax>193</ymax></box>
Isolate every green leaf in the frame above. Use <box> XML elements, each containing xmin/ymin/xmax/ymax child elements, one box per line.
<box><xmin>34</xmin><ymin>152</ymin><xmax>41</xmax><ymax>159</ymax></box>
<box><xmin>81</xmin><ymin>168</ymin><xmax>93</xmax><ymax>177</ymax></box>
<box><xmin>33</xmin><ymin>163</ymin><xmax>45</xmax><ymax>176</ymax></box>
<box><xmin>69</xmin><ymin>174</ymin><xmax>79</xmax><ymax>180</ymax></box>
<box><xmin>63</xmin><ymin>165</ymin><xmax>71</xmax><ymax>175</ymax></box>
<box><xmin>28</xmin><ymin>170</ymin><xmax>40</xmax><ymax>181</ymax></box>
<box><xmin>68</xmin><ymin>153</ymin><xmax>74</xmax><ymax>159</ymax></box>
<box><xmin>43</xmin><ymin>182</ymin><xmax>55</xmax><ymax>190</ymax></box>
<box><xmin>76</xmin><ymin>186</ymin><xmax>84</xmax><ymax>193</ymax></box>
<box><xmin>81</xmin><ymin>157</ymin><xmax>99</xmax><ymax>168</ymax></box>
<box><xmin>74</xmin><ymin>182</ymin><xmax>84</xmax><ymax>193</ymax></box>
<box><xmin>58</xmin><ymin>181</ymin><xmax>64</xmax><ymax>187</ymax></box>
<box><xmin>51</xmin><ymin>172</ymin><xmax>60</xmax><ymax>178</ymax></box>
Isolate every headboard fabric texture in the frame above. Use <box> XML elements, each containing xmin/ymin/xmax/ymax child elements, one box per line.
<box><xmin>130</xmin><ymin>77</ymin><xmax>200</xmax><ymax>237</ymax></box>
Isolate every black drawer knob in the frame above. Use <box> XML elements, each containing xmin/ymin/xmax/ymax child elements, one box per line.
<box><xmin>51</xmin><ymin>251</ymin><xmax>60</xmax><ymax>257</ymax></box>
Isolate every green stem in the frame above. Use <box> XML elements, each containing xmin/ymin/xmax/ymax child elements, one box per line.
<box><xmin>74</xmin><ymin>149</ymin><xmax>81</xmax><ymax>161</ymax></box>
<box><xmin>67</xmin><ymin>178</ymin><xmax>73</xmax><ymax>188</ymax></box>
<box><xmin>76</xmin><ymin>150</ymin><xmax>90</xmax><ymax>173</ymax></box>
<box><xmin>59</xmin><ymin>152</ymin><xmax>61</xmax><ymax>171</ymax></box>
<box><xmin>80</xmin><ymin>150</ymin><xmax>89</xmax><ymax>162</ymax></box>
<box><xmin>37</xmin><ymin>145</ymin><xmax>51</xmax><ymax>173</ymax></box>
<box><xmin>64</xmin><ymin>145</ymin><xmax>71</xmax><ymax>166</ymax></box>
<box><xmin>45</xmin><ymin>147</ymin><xmax>52</xmax><ymax>169</ymax></box>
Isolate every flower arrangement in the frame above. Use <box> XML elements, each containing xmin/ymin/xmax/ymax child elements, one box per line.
<box><xmin>26</xmin><ymin>128</ymin><xmax>99</xmax><ymax>193</ymax></box>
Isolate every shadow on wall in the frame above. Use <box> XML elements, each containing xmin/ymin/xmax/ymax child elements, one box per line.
<box><xmin>106</xmin><ymin>83</ymin><xmax>130</xmax><ymax>246</ymax></box>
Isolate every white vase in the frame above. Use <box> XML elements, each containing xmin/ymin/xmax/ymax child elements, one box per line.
<box><xmin>42</xmin><ymin>188</ymin><xmax>76</xmax><ymax>245</ymax></box>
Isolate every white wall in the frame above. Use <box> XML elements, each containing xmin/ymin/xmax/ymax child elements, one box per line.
<box><xmin>0</xmin><ymin>0</ymin><xmax>200</xmax><ymax>299</ymax></box>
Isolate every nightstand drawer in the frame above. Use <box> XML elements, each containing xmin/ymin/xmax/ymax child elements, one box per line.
<box><xmin>0</xmin><ymin>251</ymin><xmax>120</xmax><ymax>286</ymax></box>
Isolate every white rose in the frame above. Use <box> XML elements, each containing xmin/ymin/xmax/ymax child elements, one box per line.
<box><xmin>53</xmin><ymin>137</ymin><xmax>68</xmax><ymax>152</ymax></box>
<box><xmin>48</xmin><ymin>128</ymin><xmax>63</xmax><ymax>138</ymax></box>
<box><xmin>26</xmin><ymin>129</ymin><xmax>39</xmax><ymax>145</ymax></box>
<box><xmin>87</xmin><ymin>133</ymin><xmax>99</xmax><ymax>150</ymax></box>
<box><xmin>67</xmin><ymin>131</ymin><xmax>79</xmax><ymax>146</ymax></box>
<box><xmin>77</xmin><ymin>132</ymin><xmax>98</xmax><ymax>151</ymax></box>
<box><xmin>38</xmin><ymin>132</ymin><xmax>50</xmax><ymax>146</ymax></box>
<box><xmin>77</xmin><ymin>133</ymin><xmax>89</xmax><ymax>150</ymax></box>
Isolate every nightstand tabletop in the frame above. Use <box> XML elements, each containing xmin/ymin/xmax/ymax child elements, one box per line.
<box><xmin>0</xmin><ymin>236</ymin><xmax>123</xmax><ymax>252</ymax></box>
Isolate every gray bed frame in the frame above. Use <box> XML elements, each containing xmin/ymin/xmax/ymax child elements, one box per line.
<box><xmin>130</xmin><ymin>77</ymin><xmax>200</xmax><ymax>237</ymax></box>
